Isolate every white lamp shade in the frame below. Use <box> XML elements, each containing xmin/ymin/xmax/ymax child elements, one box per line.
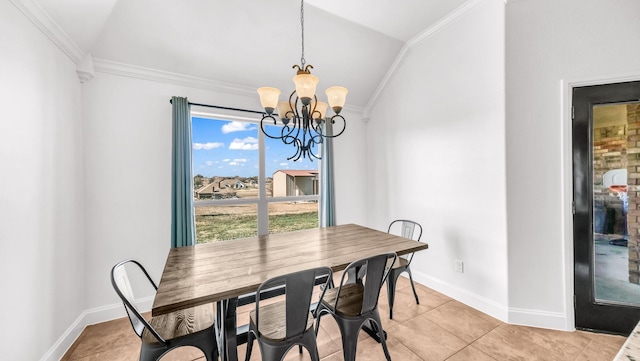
<box><xmin>325</xmin><ymin>86</ymin><xmax>348</xmax><ymax>111</ymax></box>
<box><xmin>277</xmin><ymin>100</ymin><xmax>292</xmax><ymax>120</ymax></box>
<box><xmin>311</xmin><ymin>101</ymin><xmax>328</xmax><ymax>120</ymax></box>
<box><xmin>293</xmin><ymin>73</ymin><xmax>319</xmax><ymax>102</ymax></box>
<box><xmin>257</xmin><ymin>87</ymin><xmax>281</xmax><ymax>111</ymax></box>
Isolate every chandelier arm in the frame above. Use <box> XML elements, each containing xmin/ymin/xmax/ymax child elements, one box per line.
<box><xmin>306</xmin><ymin>135</ymin><xmax>322</xmax><ymax>160</ymax></box>
<box><xmin>308</xmin><ymin>94</ymin><xmax>319</xmax><ymax>120</ymax></box>
<box><xmin>320</xmin><ymin>114</ymin><xmax>347</xmax><ymax>138</ymax></box>
<box><xmin>260</xmin><ymin>114</ymin><xmax>285</xmax><ymax>140</ymax></box>
<box><xmin>260</xmin><ymin>114</ymin><xmax>299</xmax><ymax>142</ymax></box>
<box><xmin>281</xmin><ymin>114</ymin><xmax>302</xmax><ymax>149</ymax></box>
<box><xmin>287</xmin><ymin>137</ymin><xmax>303</xmax><ymax>161</ymax></box>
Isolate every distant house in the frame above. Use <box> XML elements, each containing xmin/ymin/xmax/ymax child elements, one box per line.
<box><xmin>194</xmin><ymin>183</ymin><xmax>217</xmax><ymax>199</ymax></box>
<box><xmin>272</xmin><ymin>170</ymin><xmax>319</xmax><ymax>197</ymax></box>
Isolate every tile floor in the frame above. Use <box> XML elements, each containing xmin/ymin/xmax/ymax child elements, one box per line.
<box><xmin>62</xmin><ymin>277</ymin><xmax>626</xmax><ymax>361</ymax></box>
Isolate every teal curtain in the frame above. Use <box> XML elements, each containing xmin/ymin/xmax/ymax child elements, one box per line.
<box><xmin>171</xmin><ymin>96</ymin><xmax>196</xmax><ymax>247</ymax></box>
<box><xmin>319</xmin><ymin>121</ymin><xmax>336</xmax><ymax>227</ymax></box>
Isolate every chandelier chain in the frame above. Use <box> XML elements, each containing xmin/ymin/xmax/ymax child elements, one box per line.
<box><xmin>300</xmin><ymin>0</ymin><xmax>305</xmax><ymax>69</ymax></box>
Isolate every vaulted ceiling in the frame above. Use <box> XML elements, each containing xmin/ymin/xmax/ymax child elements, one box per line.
<box><xmin>34</xmin><ymin>0</ymin><xmax>469</xmax><ymax>109</ymax></box>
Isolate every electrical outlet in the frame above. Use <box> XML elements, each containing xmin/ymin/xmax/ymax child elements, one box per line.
<box><xmin>455</xmin><ymin>260</ymin><xmax>464</xmax><ymax>273</ymax></box>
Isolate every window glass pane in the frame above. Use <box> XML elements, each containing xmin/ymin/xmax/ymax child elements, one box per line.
<box><xmin>195</xmin><ymin>204</ymin><xmax>258</xmax><ymax>243</ymax></box>
<box><xmin>192</xmin><ymin>117</ymin><xmax>259</xmax><ymax>199</ymax></box>
<box><xmin>264</xmin><ymin>123</ymin><xmax>319</xmax><ymax>198</ymax></box>
<box><xmin>268</xmin><ymin>202</ymin><xmax>318</xmax><ymax>234</ymax></box>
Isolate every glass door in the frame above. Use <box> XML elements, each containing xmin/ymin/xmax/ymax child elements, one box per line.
<box><xmin>573</xmin><ymin>81</ymin><xmax>640</xmax><ymax>334</ymax></box>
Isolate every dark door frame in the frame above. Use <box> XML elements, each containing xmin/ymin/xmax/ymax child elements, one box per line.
<box><xmin>561</xmin><ymin>75</ymin><xmax>640</xmax><ymax>333</ymax></box>
<box><xmin>571</xmin><ymin>79</ymin><xmax>640</xmax><ymax>334</ymax></box>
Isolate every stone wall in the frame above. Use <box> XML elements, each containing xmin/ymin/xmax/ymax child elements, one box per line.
<box><xmin>594</xmin><ymin>124</ymin><xmax>626</xmax><ymax>235</ymax></box>
<box><xmin>627</xmin><ymin>104</ymin><xmax>640</xmax><ymax>284</ymax></box>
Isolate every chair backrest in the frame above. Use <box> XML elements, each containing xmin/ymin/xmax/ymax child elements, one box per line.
<box><xmin>111</xmin><ymin>259</ymin><xmax>165</xmax><ymax>344</ymax></box>
<box><xmin>334</xmin><ymin>253</ymin><xmax>397</xmax><ymax>315</ymax></box>
<box><xmin>254</xmin><ymin>266</ymin><xmax>333</xmax><ymax>341</ymax></box>
<box><xmin>387</xmin><ymin>219</ymin><xmax>422</xmax><ymax>242</ymax></box>
<box><xmin>388</xmin><ymin>220</ymin><xmax>422</xmax><ymax>265</ymax></box>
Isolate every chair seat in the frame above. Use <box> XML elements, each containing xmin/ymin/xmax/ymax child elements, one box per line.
<box><xmin>249</xmin><ymin>300</ymin><xmax>314</xmax><ymax>341</ymax></box>
<box><xmin>322</xmin><ymin>283</ymin><xmax>365</xmax><ymax>316</ymax></box>
<box><xmin>387</xmin><ymin>257</ymin><xmax>409</xmax><ymax>270</ymax></box>
<box><xmin>142</xmin><ymin>303</ymin><xmax>215</xmax><ymax>344</ymax></box>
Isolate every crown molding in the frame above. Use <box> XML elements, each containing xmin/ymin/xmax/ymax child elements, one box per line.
<box><xmin>362</xmin><ymin>0</ymin><xmax>488</xmax><ymax>118</ymax></box>
<box><xmin>9</xmin><ymin>0</ymin><xmax>84</xmax><ymax>64</ymax></box>
<box><xmin>407</xmin><ymin>0</ymin><xmax>486</xmax><ymax>47</ymax></box>
<box><xmin>93</xmin><ymin>58</ymin><xmax>365</xmax><ymax>114</ymax></box>
<box><xmin>362</xmin><ymin>44</ymin><xmax>412</xmax><ymax>121</ymax></box>
<box><xmin>93</xmin><ymin>58</ymin><xmax>259</xmax><ymax>97</ymax></box>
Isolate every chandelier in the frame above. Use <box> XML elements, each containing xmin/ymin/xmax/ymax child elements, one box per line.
<box><xmin>257</xmin><ymin>0</ymin><xmax>348</xmax><ymax>161</ymax></box>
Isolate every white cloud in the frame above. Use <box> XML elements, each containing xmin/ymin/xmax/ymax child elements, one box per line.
<box><xmin>205</xmin><ymin>161</ymin><xmax>214</xmax><ymax>166</ymax></box>
<box><xmin>279</xmin><ymin>162</ymin><xmax>288</xmax><ymax>166</ymax></box>
<box><xmin>229</xmin><ymin>162</ymin><xmax>238</xmax><ymax>166</ymax></box>
<box><xmin>221</xmin><ymin>121</ymin><xmax>256</xmax><ymax>134</ymax></box>
<box><xmin>223</xmin><ymin>159</ymin><xmax>230</xmax><ymax>162</ymax></box>
<box><xmin>229</xmin><ymin>137</ymin><xmax>259</xmax><ymax>150</ymax></box>
<box><xmin>233</xmin><ymin>158</ymin><xmax>248</xmax><ymax>163</ymax></box>
<box><xmin>193</xmin><ymin>142</ymin><xmax>224</xmax><ymax>150</ymax></box>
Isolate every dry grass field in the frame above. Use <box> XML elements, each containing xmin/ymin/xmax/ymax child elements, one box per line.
<box><xmin>195</xmin><ymin>201</ymin><xmax>318</xmax><ymax>243</ymax></box>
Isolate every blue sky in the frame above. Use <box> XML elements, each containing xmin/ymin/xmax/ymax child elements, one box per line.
<box><xmin>192</xmin><ymin>117</ymin><xmax>318</xmax><ymax>178</ymax></box>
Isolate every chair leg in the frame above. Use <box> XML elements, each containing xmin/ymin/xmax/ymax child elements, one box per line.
<box><xmin>209</xmin><ymin>345</ymin><xmax>219</xmax><ymax>361</ymax></box>
<box><xmin>314</xmin><ymin>309</ymin><xmax>325</xmax><ymax>336</ymax></box>
<box><xmin>407</xmin><ymin>268</ymin><xmax>420</xmax><ymax>305</ymax></box>
<box><xmin>259</xmin><ymin>343</ymin><xmax>289</xmax><ymax>361</ymax></box>
<box><xmin>302</xmin><ymin>331</ymin><xmax>321</xmax><ymax>361</ymax></box>
<box><xmin>199</xmin><ymin>338</ymin><xmax>219</xmax><ymax>361</ymax></box>
<box><xmin>336</xmin><ymin>318</ymin><xmax>363</xmax><ymax>361</ymax></box>
<box><xmin>387</xmin><ymin>269</ymin><xmax>400</xmax><ymax>320</ymax></box>
<box><xmin>245</xmin><ymin>331</ymin><xmax>255</xmax><ymax>361</ymax></box>
<box><xmin>370</xmin><ymin>311</ymin><xmax>392</xmax><ymax>361</ymax></box>
<box><xmin>309</xmin><ymin>344</ymin><xmax>321</xmax><ymax>361</ymax></box>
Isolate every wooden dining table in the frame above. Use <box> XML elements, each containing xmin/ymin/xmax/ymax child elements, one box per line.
<box><xmin>152</xmin><ymin>223</ymin><xmax>429</xmax><ymax>361</ymax></box>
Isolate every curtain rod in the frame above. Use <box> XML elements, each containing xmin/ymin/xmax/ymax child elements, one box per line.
<box><xmin>169</xmin><ymin>98</ymin><xmax>265</xmax><ymax>115</ymax></box>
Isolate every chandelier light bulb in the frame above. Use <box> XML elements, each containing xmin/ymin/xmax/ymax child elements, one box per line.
<box><xmin>325</xmin><ymin>86</ymin><xmax>348</xmax><ymax>114</ymax></box>
<box><xmin>293</xmin><ymin>73</ymin><xmax>319</xmax><ymax>105</ymax></box>
<box><xmin>277</xmin><ymin>100</ymin><xmax>292</xmax><ymax>124</ymax></box>
<box><xmin>310</xmin><ymin>100</ymin><xmax>328</xmax><ymax>121</ymax></box>
<box><xmin>257</xmin><ymin>87</ymin><xmax>281</xmax><ymax>114</ymax></box>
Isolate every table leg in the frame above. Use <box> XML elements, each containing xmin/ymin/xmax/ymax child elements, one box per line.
<box><xmin>216</xmin><ymin>298</ymin><xmax>239</xmax><ymax>361</ymax></box>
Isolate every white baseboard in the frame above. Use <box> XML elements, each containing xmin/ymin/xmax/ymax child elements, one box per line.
<box><xmin>39</xmin><ymin>296</ymin><xmax>154</xmax><ymax>361</ymax></box>
<box><xmin>507</xmin><ymin>307</ymin><xmax>570</xmax><ymax>331</ymax></box>
<box><xmin>410</xmin><ymin>270</ymin><xmax>571</xmax><ymax>331</ymax></box>
<box><xmin>411</xmin><ymin>269</ymin><xmax>509</xmax><ymax>322</ymax></box>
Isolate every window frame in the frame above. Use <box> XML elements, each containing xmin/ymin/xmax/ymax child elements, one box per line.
<box><xmin>191</xmin><ymin>110</ymin><xmax>320</xmax><ymax>237</ymax></box>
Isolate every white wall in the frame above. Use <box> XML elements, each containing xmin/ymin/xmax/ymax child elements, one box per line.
<box><xmin>0</xmin><ymin>1</ymin><xmax>84</xmax><ymax>360</ymax></box>
<box><xmin>365</xmin><ymin>0</ymin><xmax>508</xmax><ymax>319</ymax></box>
<box><xmin>82</xmin><ymin>69</ymin><xmax>368</xmax><ymax>310</ymax></box>
<box><xmin>506</xmin><ymin>0</ymin><xmax>640</xmax><ymax>329</ymax></box>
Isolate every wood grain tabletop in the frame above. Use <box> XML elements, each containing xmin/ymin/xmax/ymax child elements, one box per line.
<box><xmin>152</xmin><ymin>224</ymin><xmax>429</xmax><ymax>316</ymax></box>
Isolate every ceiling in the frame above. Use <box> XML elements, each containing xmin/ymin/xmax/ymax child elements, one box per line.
<box><xmin>35</xmin><ymin>0</ymin><xmax>469</xmax><ymax>109</ymax></box>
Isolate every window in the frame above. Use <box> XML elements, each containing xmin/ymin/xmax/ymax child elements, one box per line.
<box><xmin>192</xmin><ymin>114</ymin><xmax>319</xmax><ymax>243</ymax></box>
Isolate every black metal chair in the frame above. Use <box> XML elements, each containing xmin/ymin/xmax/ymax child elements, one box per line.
<box><xmin>245</xmin><ymin>266</ymin><xmax>333</xmax><ymax>361</ymax></box>
<box><xmin>315</xmin><ymin>253</ymin><xmax>397</xmax><ymax>361</ymax></box>
<box><xmin>111</xmin><ymin>259</ymin><xmax>218</xmax><ymax>361</ymax></box>
<box><xmin>386</xmin><ymin>219</ymin><xmax>423</xmax><ymax>319</ymax></box>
